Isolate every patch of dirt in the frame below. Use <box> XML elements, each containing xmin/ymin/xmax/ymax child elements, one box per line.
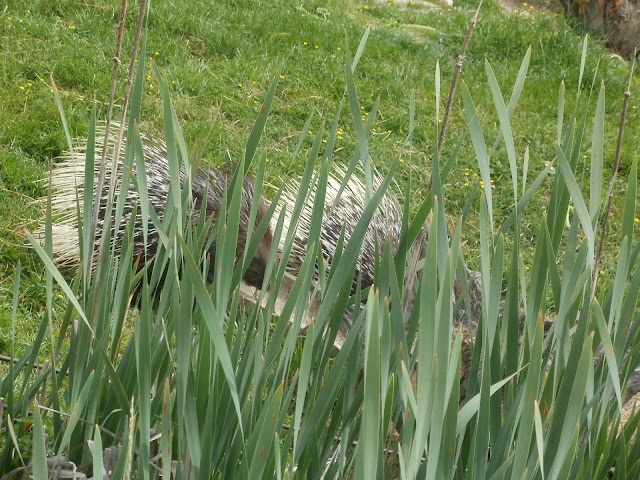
<box><xmin>375</xmin><ymin>0</ymin><xmax>453</xmax><ymax>9</ymax></box>
<box><xmin>498</xmin><ymin>0</ymin><xmax>565</xmax><ymax>16</ymax></box>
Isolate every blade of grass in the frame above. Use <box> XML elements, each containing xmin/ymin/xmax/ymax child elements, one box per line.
<box><xmin>31</xmin><ymin>405</ymin><xmax>47</xmax><ymax>480</ymax></box>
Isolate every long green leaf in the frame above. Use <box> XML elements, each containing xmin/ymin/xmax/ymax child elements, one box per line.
<box><xmin>486</xmin><ymin>60</ymin><xmax>518</xmax><ymax>209</ymax></box>
<box><xmin>180</xmin><ymin>235</ymin><xmax>244</xmax><ymax>439</ymax></box>
<box><xmin>31</xmin><ymin>405</ymin><xmax>47</xmax><ymax>480</ymax></box>
<box><xmin>592</xmin><ymin>301</ymin><xmax>623</xmax><ymax>410</ymax></box>
<box><xmin>589</xmin><ymin>83</ymin><xmax>605</xmax><ymax>222</ymax></box>
<box><xmin>462</xmin><ymin>82</ymin><xmax>493</xmax><ymax>229</ymax></box>
<box><xmin>557</xmin><ymin>146</ymin><xmax>595</xmax><ymax>265</ymax></box>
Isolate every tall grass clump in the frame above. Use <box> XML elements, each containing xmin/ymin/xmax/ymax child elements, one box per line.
<box><xmin>1</xmin><ymin>11</ymin><xmax>640</xmax><ymax>480</ymax></box>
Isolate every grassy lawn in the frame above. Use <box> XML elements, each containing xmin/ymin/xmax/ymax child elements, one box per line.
<box><xmin>0</xmin><ymin>0</ymin><xmax>638</xmax><ymax>355</ymax></box>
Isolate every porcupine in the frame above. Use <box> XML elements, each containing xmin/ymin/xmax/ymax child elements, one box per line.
<box><xmin>37</xmin><ymin>124</ymin><xmax>413</xmax><ymax>301</ymax></box>
<box><xmin>33</xmin><ymin>122</ymin><xmax>640</xmax><ymax>421</ymax></box>
<box><xmin>35</xmin><ymin>123</ymin><xmax>480</xmax><ymax>390</ymax></box>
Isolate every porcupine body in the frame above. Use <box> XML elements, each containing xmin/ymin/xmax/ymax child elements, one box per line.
<box><xmin>37</xmin><ymin>123</ymin><xmax>483</xmax><ymax>397</ymax></box>
<box><xmin>275</xmin><ymin>166</ymin><xmax>403</xmax><ymax>293</ymax></box>
<box><xmin>38</xmin><ymin>125</ymin><xmax>411</xmax><ymax>302</ymax></box>
<box><xmin>35</xmin><ymin>124</ymin><xmax>273</xmax><ymax>289</ymax></box>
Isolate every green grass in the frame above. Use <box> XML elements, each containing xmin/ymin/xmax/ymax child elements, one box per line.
<box><xmin>2</xmin><ymin>1</ymin><xmax>640</xmax><ymax>476</ymax></box>
<box><xmin>0</xmin><ymin>0</ymin><xmax>638</xmax><ymax>352</ymax></box>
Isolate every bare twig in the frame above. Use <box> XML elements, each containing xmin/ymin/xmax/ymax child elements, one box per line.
<box><xmin>89</xmin><ymin>0</ymin><xmax>129</xmax><ymax>271</ymax></box>
<box><xmin>437</xmin><ymin>0</ymin><xmax>482</xmax><ymax>156</ymax></box>
<box><xmin>36</xmin><ymin>405</ymin><xmax>118</xmax><ymax>440</ymax></box>
<box><xmin>113</xmin><ymin>0</ymin><xmax>150</xmax><ymax>187</ymax></box>
<box><xmin>0</xmin><ymin>354</ymin><xmax>62</xmax><ymax>375</ymax></box>
<box><xmin>90</xmin><ymin>0</ymin><xmax>148</xmax><ymax>328</ymax></box>
<box><xmin>591</xmin><ymin>50</ymin><xmax>636</xmax><ymax>300</ymax></box>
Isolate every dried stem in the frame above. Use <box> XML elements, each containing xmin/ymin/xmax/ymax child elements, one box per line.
<box><xmin>90</xmin><ymin>0</ymin><xmax>148</xmax><ymax>324</ymax></box>
<box><xmin>89</xmin><ymin>0</ymin><xmax>129</xmax><ymax>271</ymax></box>
<box><xmin>113</xmin><ymin>0</ymin><xmax>150</xmax><ymax>183</ymax></box>
<box><xmin>0</xmin><ymin>354</ymin><xmax>61</xmax><ymax>374</ymax></box>
<box><xmin>591</xmin><ymin>51</ymin><xmax>636</xmax><ymax>300</ymax></box>
<box><xmin>437</xmin><ymin>0</ymin><xmax>482</xmax><ymax>156</ymax></box>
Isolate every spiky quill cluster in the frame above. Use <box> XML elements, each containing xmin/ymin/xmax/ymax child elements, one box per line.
<box><xmin>274</xmin><ymin>165</ymin><xmax>403</xmax><ymax>293</ymax></box>
<box><xmin>35</xmin><ymin>124</ymin><xmax>273</xmax><ymax>289</ymax></box>
<box><xmin>37</xmin><ymin>125</ymin><xmax>407</xmax><ymax>294</ymax></box>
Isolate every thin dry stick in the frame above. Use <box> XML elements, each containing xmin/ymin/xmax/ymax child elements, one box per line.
<box><xmin>437</xmin><ymin>0</ymin><xmax>482</xmax><ymax>156</ymax></box>
<box><xmin>113</xmin><ymin>0</ymin><xmax>150</xmax><ymax>182</ymax></box>
<box><xmin>89</xmin><ymin>0</ymin><xmax>129</xmax><ymax>274</ymax></box>
<box><xmin>0</xmin><ymin>354</ymin><xmax>62</xmax><ymax>374</ymax></box>
<box><xmin>591</xmin><ymin>52</ymin><xmax>636</xmax><ymax>301</ymax></box>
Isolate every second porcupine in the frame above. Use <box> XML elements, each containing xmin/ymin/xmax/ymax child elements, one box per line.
<box><xmin>276</xmin><ymin>168</ymin><xmax>481</xmax><ymax>391</ymax></box>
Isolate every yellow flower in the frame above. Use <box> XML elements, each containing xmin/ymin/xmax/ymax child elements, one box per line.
<box><xmin>303</xmin><ymin>41</ymin><xmax>308</xmax><ymax>46</ymax></box>
<box><xmin>279</xmin><ymin>74</ymin><xmax>285</xmax><ymax>79</ymax></box>
<box><xmin>68</xmin><ymin>24</ymin><xmax>76</xmax><ymax>30</ymax></box>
